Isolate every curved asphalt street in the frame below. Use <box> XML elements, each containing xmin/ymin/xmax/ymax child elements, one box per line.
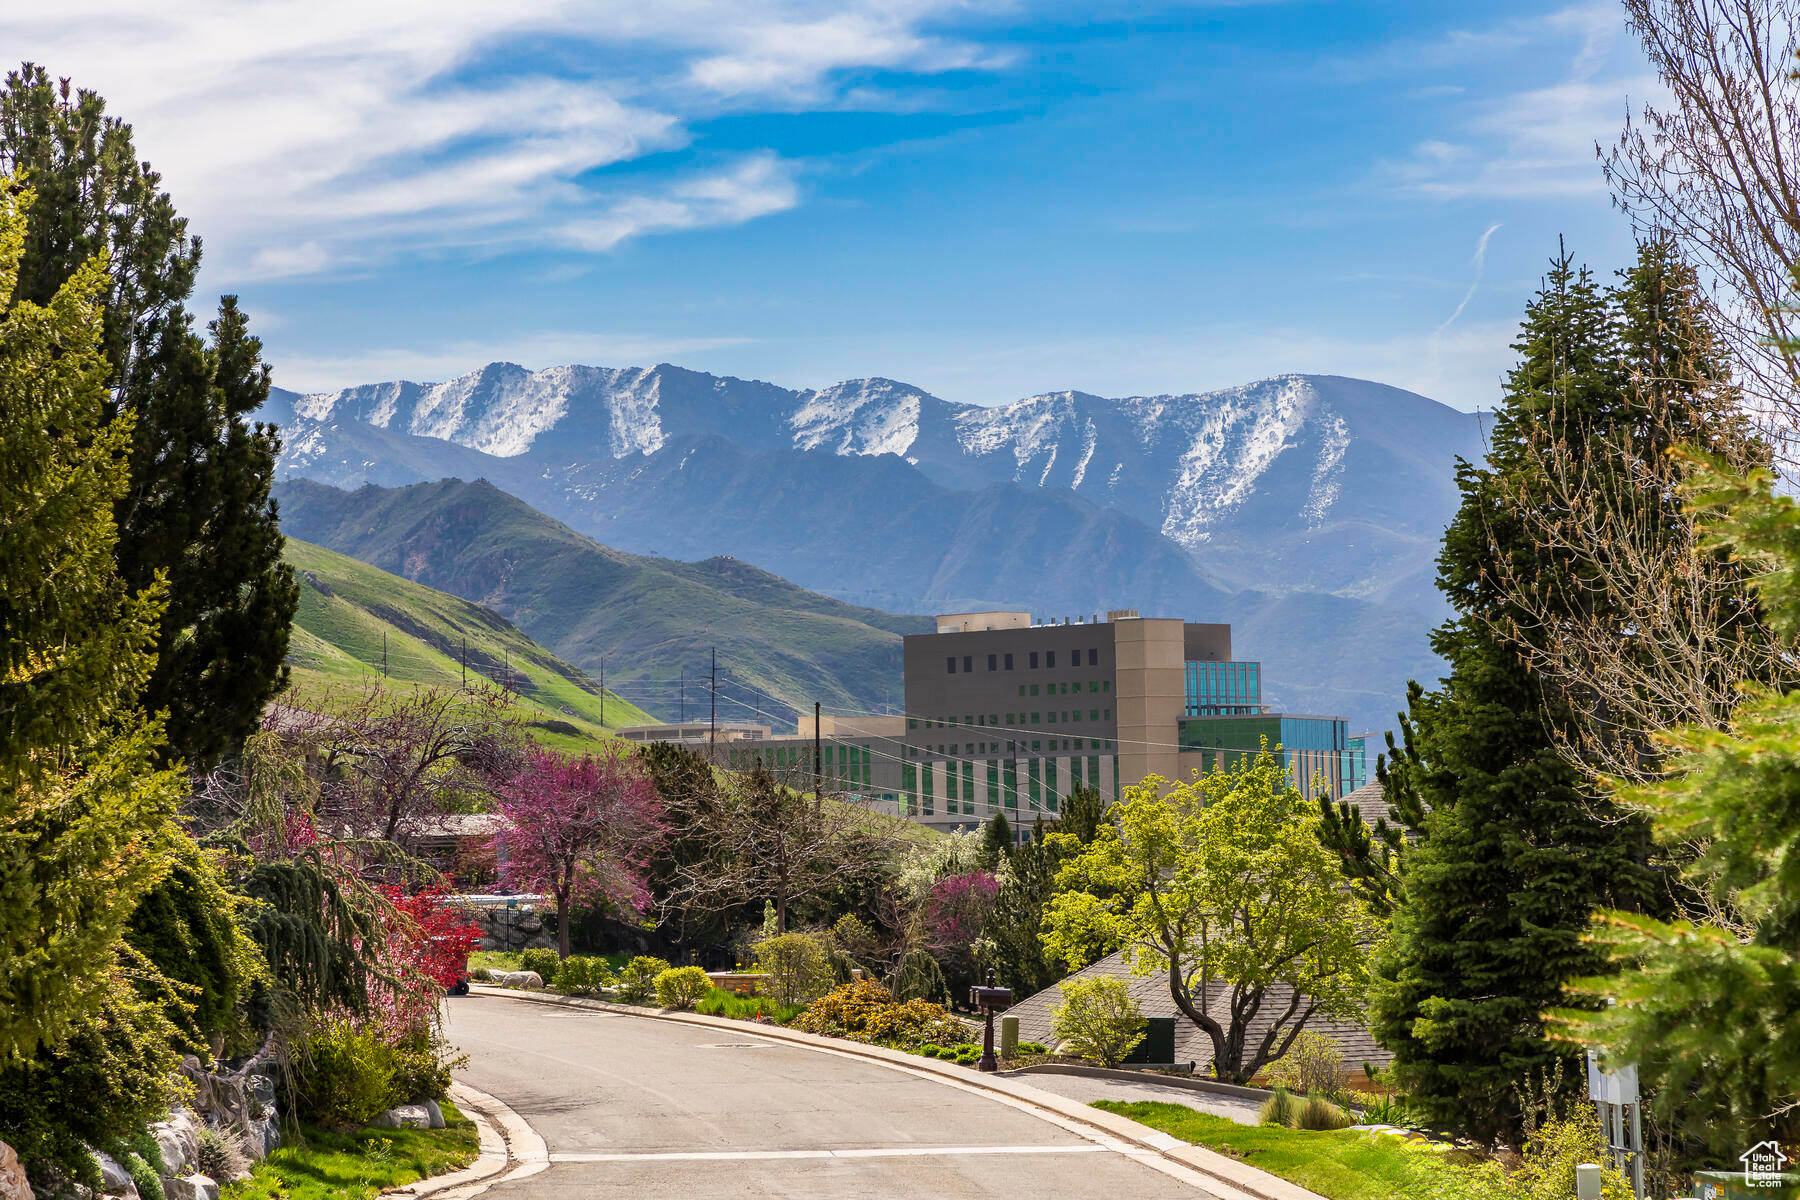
<box><xmin>446</xmin><ymin>992</ymin><xmax>1228</xmax><ymax>1200</ymax></box>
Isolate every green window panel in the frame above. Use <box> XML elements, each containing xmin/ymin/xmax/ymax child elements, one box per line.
<box><xmin>1018</xmin><ymin>685</ymin><xmax>1026</xmax><ymax>697</ymax></box>
<box><xmin>1103</xmin><ymin>681</ymin><xmax>1111</xmax><ymax>692</ymax></box>
<box><xmin>1028</xmin><ymin>757</ymin><xmax>1041</xmax><ymax>811</ymax></box>
<box><xmin>1087</xmin><ymin>755</ymin><xmax>1100</xmax><ymax>789</ymax></box>
<box><xmin>962</xmin><ymin>760</ymin><xmax>975</xmax><ymax>814</ymax></box>
<box><xmin>1048</xmin><ymin>712</ymin><xmax>1057</xmax><ymax>724</ymax></box>
<box><xmin>987</xmin><ymin>760</ymin><xmax>1000</xmax><ymax>812</ymax></box>
<box><xmin>1004</xmin><ymin>759</ymin><xmax>1018</xmax><ymax>810</ymax></box>
<box><xmin>1045</xmin><ymin>758</ymin><xmax>1058</xmax><ymax>811</ymax></box>
<box><xmin>1031</xmin><ymin>712</ymin><xmax>1040</xmax><ymax>723</ymax></box>
<box><xmin>1030</xmin><ymin>685</ymin><xmax>1039</xmax><ymax>696</ymax></box>
<box><xmin>946</xmin><ymin>762</ymin><xmax>959</xmax><ymax>802</ymax></box>
<box><xmin>1090</xmin><ymin>709</ymin><xmax>1099</xmax><ymax>721</ymax></box>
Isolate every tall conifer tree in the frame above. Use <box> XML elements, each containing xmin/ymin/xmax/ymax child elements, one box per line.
<box><xmin>0</xmin><ymin>65</ymin><xmax>296</xmax><ymax>771</ymax></box>
<box><xmin>1369</xmin><ymin>249</ymin><xmax>1668</xmax><ymax>1143</ymax></box>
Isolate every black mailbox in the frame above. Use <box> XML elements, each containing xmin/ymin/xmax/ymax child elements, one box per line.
<box><xmin>968</xmin><ymin>969</ymin><xmax>1012</xmax><ymax>1073</ymax></box>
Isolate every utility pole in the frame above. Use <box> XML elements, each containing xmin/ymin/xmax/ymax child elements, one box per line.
<box><xmin>709</xmin><ymin>647</ymin><xmax>717</xmax><ymax>763</ymax></box>
<box><xmin>680</xmin><ymin>667</ymin><xmax>686</xmax><ymax>724</ymax></box>
<box><xmin>461</xmin><ymin>637</ymin><xmax>467</xmax><ymax>688</ymax></box>
<box><xmin>814</xmin><ymin>700</ymin><xmax>823</xmax><ymax>808</ymax></box>
<box><xmin>599</xmin><ymin>658</ymin><xmax>605</xmax><ymax>728</ymax></box>
<box><xmin>382</xmin><ymin>631</ymin><xmax>388</xmax><ymax>678</ymax></box>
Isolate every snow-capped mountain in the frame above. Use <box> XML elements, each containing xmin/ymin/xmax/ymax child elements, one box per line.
<box><xmin>267</xmin><ymin>362</ymin><xmax>1486</xmax><ymax>734</ymax></box>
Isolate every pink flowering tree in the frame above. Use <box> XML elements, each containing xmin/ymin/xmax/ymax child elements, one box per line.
<box><xmin>494</xmin><ymin>745</ymin><xmax>665</xmax><ymax>957</ymax></box>
<box><xmin>923</xmin><ymin>870</ymin><xmax>1000</xmax><ymax>993</ymax></box>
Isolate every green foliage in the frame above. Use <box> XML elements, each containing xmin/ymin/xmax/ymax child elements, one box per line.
<box><xmin>1050</xmin><ymin>976</ymin><xmax>1146</xmax><ymax>1068</ymax></box>
<box><xmin>3</xmin><ymin>64</ymin><xmax>297</xmax><ymax>772</ymax></box>
<box><xmin>1258</xmin><ymin>1087</ymin><xmax>1298</xmax><ymax>1127</ymax></box>
<box><xmin>792</xmin><ymin>980</ymin><xmax>970</xmax><ymax>1051</ymax></box>
<box><xmin>1500</xmin><ymin>1110</ymin><xmax>1632</xmax><ymax>1200</ymax></box>
<box><xmin>1264</xmin><ymin>1032</ymin><xmax>1352</xmax><ymax>1106</ymax></box>
<box><xmin>1294</xmin><ymin>1093</ymin><xmax>1354</xmax><ymax>1132</ymax></box>
<box><xmin>1551</xmin><ymin>457</ymin><xmax>1800</xmax><ymax>1154</ymax></box>
<box><xmin>1372</xmin><ymin>247</ymin><xmax>1682</xmax><ymax>1145</ymax></box>
<box><xmin>124</xmin><ymin>835</ymin><xmax>264</xmax><ymax>1054</ymax></box>
<box><xmin>978</xmin><ymin>811</ymin><xmax>1013</xmax><ymax>870</ymax></box>
<box><xmin>389</xmin><ymin>1029</ymin><xmax>456</xmax><ymax>1105</ymax></box>
<box><xmin>1316</xmin><ymin>689</ymin><xmax>1430</xmax><ymax>918</ymax></box>
<box><xmin>977</xmin><ymin>803</ymin><xmax>1106</xmax><ymax>998</ymax></box>
<box><xmin>552</xmin><ymin>955</ymin><xmax>615</xmax><ymax>995</ymax></box>
<box><xmin>1044</xmin><ymin>747</ymin><xmax>1375</xmax><ymax>1083</ymax></box>
<box><xmin>918</xmin><ymin>1042</ymin><xmax>983</xmax><ymax>1065</ymax></box>
<box><xmin>615</xmin><ymin>956</ymin><xmax>672</xmax><ymax>1004</ymax></box>
<box><xmin>294</xmin><ymin>1018</ymin><xmax>400</xmax><ymax>1132</ymax></box>
<box><xmin>693</xmin><ymin>987</ymin><xmax>805</xmax><ymax>1023</ymax></box>
<box><xmin>754</xmin><ymin>934</ymin><xmax>834</xmax><ymax>1007</ymax></box>
<box><xmin>0</xmin><ymin>178</ymin><xmax>183</xmax><ymax>1063</ymax></box>
<box><xmin>0</xmin><ymin>981</ymin><xmax>185</xmax><ymax>1183</ymax></box>
<box><xmin>517</xmin><ymin>948</ymin><xmax>560</xmax><ymax>986</ymax></box>
<box><xmin>654</xmin><ymin>966</ymin><xmax>712</xmax><ymax>1010</ymax></box>
<box><xmin>127</xmin><ymin>1152</ymin><xmax>165</xmax><ymax>1200</ymax></box>
<box><xmin>241</xmin><ymin>857</ymin><xmax>383</xmax><ymax>1018</ymax></box>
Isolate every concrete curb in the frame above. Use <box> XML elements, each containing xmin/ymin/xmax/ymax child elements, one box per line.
<box><xmin>463</xmin><ymin>984</ymin><xmax>1326</xmax><ymax>1200</ymax></box>
<box><xmin>389</xmin><ymin>1080</ymin><xmax>547</xmax><ymax>1200</ymax></box>
<box><xmin>1004</xmin><ymin>1062</ymin><xmax>1273</xmax><ymax>1104</ymax></box>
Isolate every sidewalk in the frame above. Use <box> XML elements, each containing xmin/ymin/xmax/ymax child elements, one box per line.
<box><xmin>1009</xmin><ymin>1071</ymin><xmax>1263</xmax><ymax>1125</ymax></box>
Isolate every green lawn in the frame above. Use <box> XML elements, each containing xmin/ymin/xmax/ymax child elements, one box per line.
<box><xmin>1092</xmin><ymin>1101</ymin><xmax>1478</xmax><ymax>1200</ymax></box>
<box><xmin>222</xmin><ymin>1102</ymin><xmax>478</xmax><ymax>1200</ymax></box>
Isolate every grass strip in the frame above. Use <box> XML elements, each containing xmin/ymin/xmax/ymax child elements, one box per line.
<box><xmin>223</xmin><ymin>1101</ymin><xmax>478</xmax><ymax>1200</ymax></box>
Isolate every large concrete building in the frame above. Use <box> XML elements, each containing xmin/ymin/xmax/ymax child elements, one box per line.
<box><xmin>702</xmin><ymin>608</ymin><xmax>1365</xmax><ymax>835</ymax></box>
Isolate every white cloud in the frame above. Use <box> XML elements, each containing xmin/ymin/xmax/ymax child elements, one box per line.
<box><xmin>4</xmin><ymin>0</ymin><xmax>1000</xmax><ymax>282</ymax></box>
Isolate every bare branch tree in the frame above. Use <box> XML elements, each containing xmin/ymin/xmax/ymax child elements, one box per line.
<box><xmin>1605</xmin><ymin>0</ymin><xmax>1800</xmax><ymax>458</ymax></box>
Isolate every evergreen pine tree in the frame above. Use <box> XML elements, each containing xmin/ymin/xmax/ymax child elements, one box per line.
<box><xmin>0</xmin><ymin>65</ymin><xmax>296</xmax><ymax>772</ymax></box>
<box><xmin>978</xmin><ymin>811</ymin><xmax>1013</xmax><ymax>871</ymax></box>
<box><xmin>0</xmin><ymin>181</ymin><xmax>181</xmax><ymax>1060</ymax></box>
<box><xmin>1370</xmin><ymin>248</ymin><xmax>1667</xmax><ymax>1144</ymax></box>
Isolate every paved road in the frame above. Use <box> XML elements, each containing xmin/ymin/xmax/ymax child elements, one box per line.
<box><xmin>446</xmin><ymin>992</ymin><xmax>1226</xmax><ymax>1199</ymax></box>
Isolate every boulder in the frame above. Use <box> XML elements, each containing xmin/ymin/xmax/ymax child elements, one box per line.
<box><xmin>369</xmin><ymin>1105</ymin><xmax>432</xmax><ymax>1130</ymax></box>
<box><xmin>150</xmin><ymin>1110</ymin><xmax>198</xmax><ymax>1178</ymax></box>
<box><xmin>423</xmin><ymin>1098</ymin><xmax>446</xmax><ymax>1130</ymax></box>
<box><xmin>160</xmin><ymin>1176</ymin><xmax>217</xmax><ymax>1200</ymax></box>
<box><xmin>493</xmin><ymin>971</ymin><xmax>543</xmax><ymax>989</ymax></box>
<box><xmin>94</xmin><ymin>1153</ymin><xmax>135</xmax><ymax>1196</ymax></box>
<box><xmin>0</xmin><ymin>1143</ymin><xmax>33</xmax><ymax>1200</ymax></box>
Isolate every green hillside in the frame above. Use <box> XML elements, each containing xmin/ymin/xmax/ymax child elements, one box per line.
<box><xmin>284</xmin><ymin>538</ymin><xmax>653</xmax><ymax>750</ymax></box>
<box><xmin>274</xmin><ymin>479</ymin><xmax>931</xmax><ymax>729</ymax></box>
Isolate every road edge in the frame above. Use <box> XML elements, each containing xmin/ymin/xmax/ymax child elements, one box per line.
<box><xmin>462</xmin><ymin>984</ymin><xmax>1325</xmax><ymax>1200</ymax></box>
<box><xmin>388</xmin><ymin>1080</ymin><xmax>548</xmax><ymax>1200</ymax></box>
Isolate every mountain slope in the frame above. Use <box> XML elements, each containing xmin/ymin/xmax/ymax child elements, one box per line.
<box><xmin>284</xmin><ymin>538</ymin><xmax>654</xmax><ymax>747</ymax></box>
<box><xmin>275</xmin><ymin>479</ymin><xmax>932</xmax><ymax>728</ymax></box>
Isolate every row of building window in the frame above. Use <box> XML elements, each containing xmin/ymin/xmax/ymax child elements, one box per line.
<box><xmin>911</xmin><ymin>694</ymin><xmax>1110</xmax><ymax>731</ymax></box>
<box><xmin>903</xmin><ymin>753</ymin><xmax>1111</xmax><ymax>817</ymax></box>
<box><xmin>914</xmin><ymin>737</ymin><xmax>1115</xmax><ymax>758</ymax></box>
<box><xmin>946</xmin><ymin>647</ymin><xmax>1103</xmax><ymax>674</ymax></box>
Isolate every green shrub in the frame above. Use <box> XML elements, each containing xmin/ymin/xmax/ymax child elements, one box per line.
<box><xmin>517</xmin><ymin>947</ymin><xmax>560</xmax><ymax>985</ymax></box>
<box><xmin>1017</xmin><ymin>1042</ymin><xmax>1048</xmax><ymax>1055</ymax></box>
<box><xmin>694</xmin><ymin>987</ymin><xmax>804</xmax><ymax>1023</ymax></box>
<box><xmin>193</xmin><ymin>1127</ymin><xmax>249</xmax><ymax>1183</ymax></box>
<box><xmin>553</xmin><ymin>955</ymin><xmax>614</xmax><ymax>995</ymax></box>
<box><xmin>126</xmin><ymin>1153</ymin><xmax>165</xmax><ymax>1200</ymax></box>
<box><xmin>1264</xmin><ymin>1031</ymin><xmax>1352</xmax><ymax>1106</ymax></box>
<box><xmin>294</xmin><ymin>1017</ymin><xmax>400</xmax><ymax>1131</ymax></box>
<box><xmin>1507</xmin><ymin>1109</ymin><xmax>1633</xmax><ymax>1200</ymax></box>
<box><xmin>754</xmin><ymin>934</ymin><xmax>834</xmax><ymax>1007</ymax></box>
<box><xmin>389</xmin><ymin>1028</ymin><xmax>458</xmax><ymax>1104</ymax></box>
<box><xmin>1294</xmin><ymin>1091</ymin><xmax>1354</xmax><ymax>1131</ymax></box>
<box><xmin>792</xmin><ymin>980</ymin><xmax>970</xmax><ymax>1051</ymax></box>
<box><xmin>655</xmin><ymin>966</ymin><xmax>712</xmax><ymax>1010</ymax></box>
<box><xmin>616</xmin><ymin>956</ymin><xmax>672</xmax><ymax>1004</ymax></box>
<box><xmin>1258</xmin><ymin>1086</ymin><xmax>1298</xmax><ymax>1127</ymax></box>
<box><xmin>1050</xmin><ymin>976</ymin><xmax>1146</xmax><ymax>1068</ymax></box>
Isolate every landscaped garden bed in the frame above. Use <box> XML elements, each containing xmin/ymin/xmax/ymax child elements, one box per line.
<box><xmin>222</xmin><ymin>1102</ymin><xmax>479</xmax><ymax>1200</ymax></box>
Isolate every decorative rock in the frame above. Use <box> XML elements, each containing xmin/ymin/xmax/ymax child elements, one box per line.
<box><xmin>0</xmin><ymin>1142</ymin><xmax>33</xmax><ymax>1200</ymax></box>
<box><xmin>149</xmin><ymin>1110</ymin><xmax>199</xmax><ymax>1178</ymax></box>
<box><xmin>161</xmin><ymin>1176</ymin><xmax>218</xmax><ymax>1200</ymax></box>
<box><xmin>94</xmin><ymin>1153</ymin><xmax>135</xmax><ymax>1195</ymax></box>
<box><xmin>493</xmin><ymin>970</ymin><xmax>543</xmax><ymax>988</ymax></box>
<box><xmin>370</xmin><ymin>1105</ymin><xmax>433</xmax><ymax>1130</ymax></box>
<box><xmin>423</xmin><ymin>1098</ymin><xmax>446</xmax><ymax>1130</ymax></box>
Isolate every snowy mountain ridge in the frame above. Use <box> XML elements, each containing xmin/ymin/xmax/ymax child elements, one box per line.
<box><xmin>288</xmin><ymin>362</ymin><xmax>1476</xmax><ymax>557</ymax></box>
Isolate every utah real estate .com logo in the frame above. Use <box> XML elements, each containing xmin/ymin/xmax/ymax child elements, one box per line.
<box><xmin>1741</xmin><ymin>1140</ymin><xmax>1790</xmax><ymax>1188</ymax></box>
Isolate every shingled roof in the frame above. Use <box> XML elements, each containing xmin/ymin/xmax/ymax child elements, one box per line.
<box><xmin>1001</xmin><ymin>950</ymin><xmax>1392</xmax><ymax>1076</ymax></box>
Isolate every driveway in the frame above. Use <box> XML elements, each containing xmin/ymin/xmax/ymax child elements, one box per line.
<box><xmin>446</xmin><ymin>991</ymin><xmax>1234</xmax><ymax>1199</ymax></box>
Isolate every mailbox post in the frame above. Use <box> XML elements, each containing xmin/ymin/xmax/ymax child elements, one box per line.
<box><xmin>969</xmin><ymin>968</ymin><xmax>1014</xmax><ymax>1073</ymax></box>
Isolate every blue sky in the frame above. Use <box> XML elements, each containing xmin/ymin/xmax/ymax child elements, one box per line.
<box><xmin>12</xmin><ymin>1</ymin><xmax>1659</xmax><ymax>411</ymax></box>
